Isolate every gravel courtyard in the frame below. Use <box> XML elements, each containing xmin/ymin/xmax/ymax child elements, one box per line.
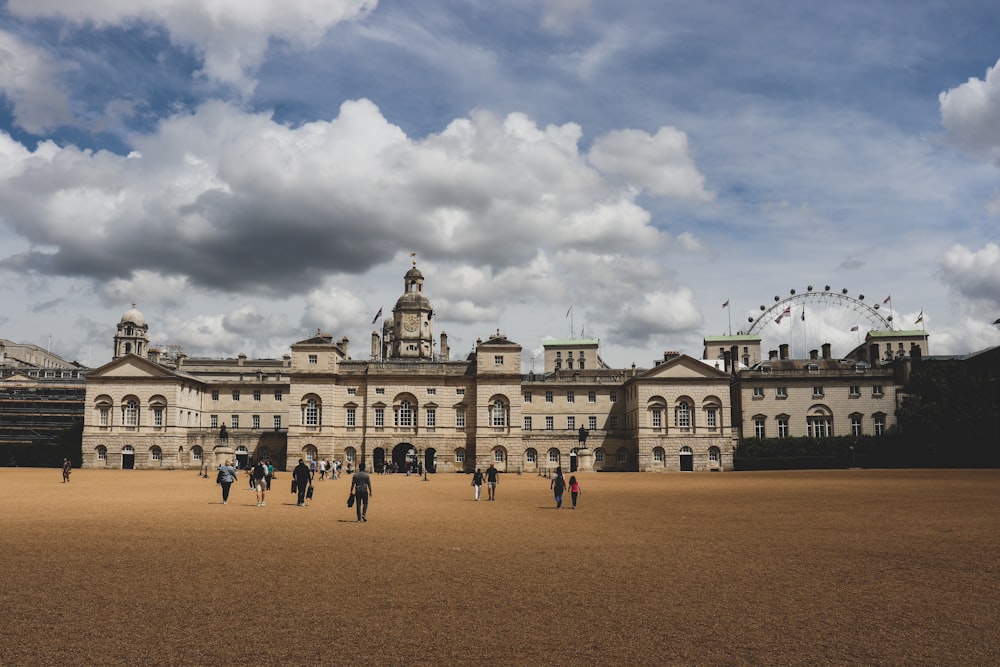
<box><xmin>1</xmin><ymin>467</ymin><xmax>997</xmax><ymax>666</ymax></box>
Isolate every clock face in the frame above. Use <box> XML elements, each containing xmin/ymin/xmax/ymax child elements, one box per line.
<box><xmin>403</xmin><ymin>314</ymin><xmax>419</xmax><ymax>332</ymax></box>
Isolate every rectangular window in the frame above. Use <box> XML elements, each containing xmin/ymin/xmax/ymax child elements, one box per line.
<box><xmin>426</xmin><ymin>408</ymin><xmax>436</xmax><ymax>427</ymax></box>
<box><xmin>253</xmin><ymin>390</ymin><xmax>261</xmax><ymax>402</ymax></box>
<box><xmin>545</xmin><ymin>416</ymin><xmax>554</xmax><ymax>430</ymax></box>
<box><xmin>851</xmin><ymin>415</ymin><xmax>862</xmax><ymax>436</ymax></box>
<box><xmin>588</xmin><ymin>416</ymin><xmax>597</xmax><ymax>430</ymax></box>
<box><xmin>754</xmin><ymin>418</ymin><xmax>766</xmax><ymax>438</ymax></box>
<box><xmin>567</xmin><ymin>416</ymin><xmax>575</xmax><ymax>430</ymax></box>
<box><xmin>456</xmin><ymin>408</ymin><xmax>465</xmax><ymax>429</ymax></box>
<box><xmin>524</xmin><ymin>416</ymin><xmax>532</xmax><ymax>431</ymax></box>
<box><xmin>252</xmin><ymin>415</ymin><xmax>260</xmax><ymax>430</ymax></box>
<box><xmin>523</xmin><ymin>391</ymin><xmax>532</xmax><ymax>403</ymax></box>
<box><xmin>210</xmin><ymin>415</ymin><xmax>218</xmax><ymax>429</ymax></box>
<box><xmin>778</xmin><ymin>418</ymin><xmax>789</xmax><ymax>438</ymax></box>
<box><xmin>345</xmin><ymin>408</ymin><xmax>356</xmax><ymax>427</ymax></box>
<box><xmin>232</xmin><ymin>390</ymin><xmax>240</xmax><ymax>401</ymax></box>
<box><xmin>812</xmin><ymin>386</ymin><xmax>824</xmax><ymax>398</ymax></box>
<box><xmin>376</xmin><ymin>388</ymin><xmax>385</xmax><ymax>395</ymax></box>
<box><xmin>707</xmin><ymin>408</ymin><xmax>717</xmax><ymax>427</ymax></box>
<box><xmin>849</xmin><ymin>386</ymin><xmax>861</xmax><ymax>397</ymax></box>
<box><xmin>494</xmin><ymin>355</ymin><xmax>504</xmax><ymax>365</ymax></box>
<box><xmin>566</xmin><ymin>391</ymin><xmax>575</xmax><ymax>403</ymax></box>
<box><xmin>97</xmin><ymin>448</ymin><xmax>107</xmax><ymax>460</ymax></box>
<box><xmin>610</xmin><ymin>391</ymin><xmax>617</xmax><ymax>403</ymax></box>
<box><xmin>273</xmin><ymin>415</ymin><xmax>281</xmax><ymax>430</ymax></box>
<box><xmin>548</xmin><ymin>450</ymin><xmax>559</xmax><ymax>463</ymax></box>
<box><xmin>99</xmin><ymin>408</ymin><xmax>110</xmax><ymax>426</ymax></box>
<box><xmin>610</xmin><ymin>415</ymin><xmax>619</xmax><ymax>429</ymax></box>
<box><xmin>347</xmin><ymin>387</ymin><xmax>357</xmax><ymax>395</ymax></box>
<box><xmin>874</xmin><ymin>415</ymin><xmax>885</xmax><ymax>435</ymax></box>
<box><xmin>375</xmin><ymin>408</ymin><xmax>385</xmax><ymax>427</ymax></box>
<box><xmin>153</xmin><ymin>408</ymin><xmax>163</xmax><ymax>427</ymax></box>
<box><xmin>651</xmin><ymin>409</ymin><xmax>662</xmax><ymax>428</ymax></box>
<box><xmin>872</xmin><ymin>385</ymin><xmax>884</xmax><ymax>397</ymax></box>
<box><xmin>753</xmin><ymin>387</ymin><xmax>764</xmax><ymax>398</ymax></box>
<box><xmin>274</xmin><ymin>390</ymin><xmax>282</xmax><ymax>401</ymax></box>
<box><xmin>545</xmin><ymin>391</ymin><xmax>553</xmax><ymax>403</ymax></box>
<box><xmin>588</xmin><ymin>391</ymin><xmax>596</xmax><ymax>403</ymax></box>
<box><xmin>595</xmin><ymin>449</ymin><xmax>604</xmax><ymax>462</ymax></box>
<box><xmin>427</xmin><ymin>388</ymin><xmax>436</xmax><ymax>395</ymax></box>
<box><xmin>776</xmin><ymin>387</ymin><xmax>788</xmax><ymax>398</ymax></box>
<box><xmin>230</xmin><ymin>415</ymin><xmax>239</xmax><ymax>429</ymax></box>
<box><xmin>807</xmin><ymin>417</ymin><xmax>833</xmax><ymax>437</ymax></box>
<box><xmin>526</xmin><ymin>449</ymin><xmax>536</xmax><ymax>463</ymax></box>
<box><xmin>308</xmin><ymin>354</ymin><xmax>318</xmax><ymax>365</ymax></box>
<box><xmin>212</xmin><ymin>390</ymin><xmax>219</xmax><ymax>401</ymax></box>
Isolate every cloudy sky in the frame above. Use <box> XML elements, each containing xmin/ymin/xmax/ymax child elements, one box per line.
<box><xmin>1</xmin><ymin>0</ymin><xmax>999</xmax><ymax>370</ymax></box>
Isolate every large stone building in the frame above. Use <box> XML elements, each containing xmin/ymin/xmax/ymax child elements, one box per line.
<box><xmin>81</xmin><ymin>262</ymin><xmax>741</xmax><ymax>472</ymax></box>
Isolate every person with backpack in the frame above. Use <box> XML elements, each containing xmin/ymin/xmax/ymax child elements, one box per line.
<box><xmin>551</xmin><ymin>467</ymin><xmax>567</xmax><ymax>509</ymax></box>
<box><xmin>217</xmin><ymin>459</ymin><xmax>238</xmax><ymax>505</ymax></box>
<box><xmin>253</xmin><ymin>459</ymin><xmax>269</xmax><ymax>506</ymax></box>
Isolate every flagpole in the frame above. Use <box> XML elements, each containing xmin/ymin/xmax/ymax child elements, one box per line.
<box><xmin>727</xmin><ymin>301</ymin><xmax>732</xmax><ymax>336</ymax></box>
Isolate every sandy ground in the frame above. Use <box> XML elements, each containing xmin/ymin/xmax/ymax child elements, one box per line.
<box><xmin>1</xmin><ymin>467</ymin><xmax>998</xmax><ymax>666</ymax></box>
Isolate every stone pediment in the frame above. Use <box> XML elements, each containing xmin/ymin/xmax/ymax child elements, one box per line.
<box><xmin>0</xmin><ymin>371</ymin><xmax>35</xmax><ymax>383</ymax></box>
<box><xmin>86</xmin><ymin>354</ymin><xmax>177</xmax><ymax>379</ymax></box>
<box><xmin>639</xmin><ymin>355</ymin><xmax>730</xmax><ymax>380</ymax></box>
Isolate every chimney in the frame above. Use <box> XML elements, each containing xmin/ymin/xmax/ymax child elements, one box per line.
<box><xmin>822</xmin><ymin>343</ymin><xmax>831</xmax><ymax>360</ymax></box>
<box><xmin>148</xmin><ymin>348</ymin><xmax>160</xmax><ymax>365</ymax></box>
<box><xmin>238</xmin><ymin>353</ymin><xmax>246</xmax><ymax>366</ymax></box>
<box><xmin>809</xmin><ymin>349</ymin><xmax>818</xmax><ymax>360</ymax></box>
<box><xmin>371</xmin><ymin>332</ymin><xmax>380</xmax><ymax>359</ymax></box>
<box><xmin>339</xmin><ymin>336</ymin><xmax>349</xmax><ymax>357</ymax></box>
<box><xmin>769</xmin><ymin>350</ymin><xmax>778</xmax><ymax>360</ymax></box>
<box><xmin>723</xmin><ymin>349</ymin><xmax>731</xmax><ymax>373</ymax></box>
<box><xmin>664</xmin><ymin>350</ymin><xmax>681</xmax><ymax>361</ymax></box>
<box><xmin>779</xmin><ymin>344</ymin><xmax>789</xmax><ymax>360</ymax></box>
<box><xmin>868</xmin><ymin>344</ymin><xmax>879</xmax><ymax>366</ymax></box>
<box><xmin>910</xmin><ymin>343</ymin><xmax>922</xmax><ymax>362</ymax></box>
<box><xmin>283</xmin><ymin>354</ymin><xmax>291</xmax><ymax>367</ymax></box>
<box><xmin>176</xmin><ymin>352</ymin><xmax>186</xmax><ymax>368</ymax></box>
<box><xmin>440</xmin><ymin>332</ymin><xmax>450</xmax><ymax>361</ymax></box>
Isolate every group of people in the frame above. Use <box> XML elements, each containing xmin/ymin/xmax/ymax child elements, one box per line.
<box><xmin>316</xmin><ymin>458</ymin><xmax>345</xmax><ymax>480</ymax></box>
<box><xmin>470</xmin><ymin>463</ymin><xmax>500</xmax><ymax>501</ymax></box>
<box><xmin>549</xmin><ymin>467</ymin><xmax>581</xmax><ymax>509</ymax></box>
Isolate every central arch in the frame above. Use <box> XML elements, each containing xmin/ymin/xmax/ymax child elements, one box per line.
<box><xmin>392</xmin><ymin>442</ymin><xmax>417</xmax><ymax>473</ymax></box>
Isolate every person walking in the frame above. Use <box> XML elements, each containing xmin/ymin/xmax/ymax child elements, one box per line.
<box><xmin>253</xmin><ymin>458</ymin><xmax>268</xmax><ymax>506</ymax></box>
<box><xmin>471</xmin><ymin>468</ymin><xmax>484</xmax><ymax>501</ymax></box>
<box><xmin>61</xmin><ymin>458</ymin><xmax>72</xmax><ymax>483</ymax></box>
<box><xmin>569</xmin><ymin>475</ymin><xmax>581</xmax><ymax>509</ymax></box>
<box><xmin>485</xmin><ymin>463</ymin><xmax>499</xmax><ymax>501</ymax></box>
<box><xmin>551</xmin><ymin>466</ymin><xmax>566</xmax><ymax>509</ymax></box>
<box><xmin>292</xmin><ymin>458</ymin><xmax>312</xmax><ymax>507</ymax></box>
<box><xmin>350</xmin><ymin>463</ymin><xmax>373</xmax><ymax>522</ymax></box>
<box><xmin>217</xmin><ymin>459</ymin><xmax>238</xmax><ymax>505</ymax></box>
<box><xmin>266</xmin><ymin>460</ymin><xmax>274</xmax><ymax>491</ymax></box>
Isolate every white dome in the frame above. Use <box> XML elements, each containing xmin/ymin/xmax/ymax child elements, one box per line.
<box><xmin>120</xmin><ymin>303</ymin><xmax>146</xmax><ymax>327</ymax></box>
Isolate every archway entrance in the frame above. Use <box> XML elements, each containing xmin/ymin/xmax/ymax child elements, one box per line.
<box><xmin>235</xmin><ymin>446</ymin><xmax>249</xmax><ymax>469</ymax></box>
<box><xmin>570</xmin><ymin>449</ymin><xmax>578</xmax><ymax>473</ymax></box>
<box><xmin>373</xmin><ymin>447</ymin><xmax>386</xmax><ymax>474</ymax></box>
<box><xmin>424</xmin><ymin>447</ymin><xmax>436</xmax><ymax>474</ymax></box>
<box><xmin>392</xmin><ymin>442</ymin><xmax>417</xmax><ymax>474</ymax></box>
<box><xmin>679</xmin><ymin>446</ymin><xmax>694</xmax><ymax>472</ymax></box>
<box><xmin>121</xmin><ymin>445</ymin><xmax>135</xmax><ymax>470</ymax></box>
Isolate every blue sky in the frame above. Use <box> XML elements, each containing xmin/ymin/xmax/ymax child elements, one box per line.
<box><xmin>1</xmin><ymin>0</ymin><xmax>998</xmax><ymax>369</ymax></box>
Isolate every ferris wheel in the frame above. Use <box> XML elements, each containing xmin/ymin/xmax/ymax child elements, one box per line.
<box><xmin>745</xmin><ymin>286</ymin><xmax>893</xmax><ymax>360</ymax></box>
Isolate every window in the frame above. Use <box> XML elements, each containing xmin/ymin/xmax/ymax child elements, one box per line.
<box><xmin>851</xmin><ymin>415</ymin><xmax>862</xmax><ymax>436</ymax></box>
<box><xmin>212</xmin><ymin>390</ymin><xmax>219</xmax><ymax>401</ymax></box>
<box><xmin>524</xmin><ymin>391</ymin><xmax>532</xmax><ymax>403</ymax></box>
<box><xmin>124</xmin><ymin>400</ymin><xmax>138</xmax><ymax>426</ymax></box>
<box><xmin>347</xmin><ymin>388</ymin><xmax>357</xmax><ymax>395</ymax></box>
<box><xmin>99</xmin><ymin>407</ymin><xmax>110</xmax><ymax>426</ymax></box>
<box><xmin>150</xmin><ymin>446</ymin><xmax>161</xmax><ymax>461</ymax></box>
<box><xmin>493</xmin><ymin>450</ymin><xmax>504</xmax><ymax>463</ymax></box>
<box><xmin>427</xmin><ymin>388</ymin><xmax>436</xmax><ymax>395</ymax></box>
<box><xmin>274</xmin><ymin>390</ymin><xmax>282</xmax><ymax>401</ymax></box>
<box><xmin>456</xmin><ymin>388</ymin><xmax>465</xmax><ymax>396</ymax></box>
<box><xmin>346</xmin><ymin>448</ymin><xmax>356</xmax><ymax>463</ymax></box>
<box><xmin>567</xmin><ymin>391</ymin><xmax>575</xmax><ymax>403</ymax></box>
<box><xmin>97</xmin><ymin>446</ymin><xmax>107</xmax><ymax>460</ymax></box>
<box><xmin>567</xmin><ymin>416</ymin><xmax>575</xmax><ymax>430</ymax></box>
<box><xmin>524</xmin><ymin>416</ymin><xmax>532</xmax><ymax>431</ymax></box>
<box><xmin>610</xmin><ymin>391</ymin><xmax>617</xmax><ymax>403</ymax></box>
<box><xmin>807</xmin><ymin>363</ymin><xmax>819</xmax><ymax>373</ymax></box>
<box><xmin>252</xmin><ymin>415</ymin><xmax>260</xmax><ymax>430</ymax></box>
<box><xmin>812</xmin><ymin>386</ymin><xmax>824</xmax><ymax>398</ymax></box>
<box><xmin>375</xmin><ymin>408</ymin><xmax>385</xmax><ymax>427</ymax></box>
<box><xmin>456</xmin><ymin>408</ymin><xmax>465</xmax><ymax>429</ymax></box>
<box><xmin>807</xmin><ymin>416</ymin><xmax>833</xmax><ymax>437</ymax></box>
<box><xmin>617</xmin><ymin>449</ymin><xmax>628</xmax><ymax>464</ymax></box>
<box><xmin>253</xmin><ymin>390</ymin><xmax>261</xmax><ymax>402</ymax></box>
<box><xmin>653</xmin><ymin>448</ymin><xmax>664</xmax><ymax>463</ymax></box>
<box><xmin>491</xmin><ymin>400</ymin><xmax>506</xmax><ymax>427</ymax></box>
<box><xmin>595</xmin><ymin>449</ymin><xmax>604</xmax><ymax>463</ymax></box>
<box><xmin>346</xmin><ymin>407</ymin><xmax>356</xmax><ymax>427</ymax></box>
<box><xmin>376</xmin><ymin>388</ymin><xmax>385</xmax><ymax>395</ymax></box>
<box><xmin>455</xmin><ymin>449</ymin><xmax>465</xmax><ymax>463</ymax></box>
<box><xmin>675</xmin><ymin>402</ymin><xmax>691</xmax><ymax>428</ymax></box>
<box><xmin>776</xmin><ymin>387</ymin><xmax>788</xmax><ymax>398</ymax></box>
<box><xmin>777</xmin><ymin>418</ymin><xmax>789</xmax><ymax>438</ymax></box>
<box><xmin>874</xmin><ymin>414</ymin><xmax>886</xmax><ymax>435</ymax></box>
<box><xmin>588</xmin><ymin>391</ymin><xmax>596</xmax><ymax>403</ymax></box>
<box><xmin>706</xmin><ymin>408</ymin><xmax>717</xmax><ymax>428</ymax></box>
<box><xmin>548</xmin><ymin>449</ymin><xmax>559</xmax><ymax>463</ymax></box>
<box><xmin>273</xmin><ymin>415</ymin><xmax>281</xmax><ymax>430</ymax></box>
<box><xmin>232</xmin><ymin>390</ymin><xmax>240</xmax><ymax>401</ymax></box>
<box><xmin>231</xmin><ymin>415</ymin><xmax>239</xmax><ymax>429</ymax></box>
<box><xmin>588</xmin><ymin>416</ymin><xmax>597</xmax><ymax>430</ymax></box>
<box><xmin>545</xmin><ymin>416</ymin><xmax>554</xmax><ymax>430</ymax></box>
<box><xmin>754</xmin><ymin>418</ymin><xmax>766</xmax><ymax>438</ymax></box>
<box><xmin>610</xmin><ymin>415</ymin><xmax>619</xmax><ymax>430</ymax></box>
<box><xmin>210</xmin><ymin>415</ymin><xmax>218</xmax><ymax>429</ymax></box>
<box><xmin>396</xmin><ymin>400</ymin><xmax>413</xmax><ymax>427</ymax></box>
<box><xmin>426</xmin><ymin>407</ymin><xmax>436</xmax><ymax>427</ymax></box>
<box><xmin>752</xmin><ymin>387</ymin><xmax>764</xmax><ymax>398</ymax></box>
<box><xmin>545</xmin><ymin>391</ymin><xmax>553</xmax><ymax>403</ymax></box>
<box><xmin>152</xmin><ymin>408</ymin><xmax>165</xmax><ymax>427</ymax></box>
<box><xmin>651</xmin><ymin>409</ymin><xmax>662</xmax><ymax>428</ymax></box>
<box><xmin>850</xmin><ymin>386</ymin><xmax>861</xmax><ymax>397</ymax></box>
<box><xmin>526</xmin><ymin>449</ymin><xmax>536</xmax><ymax>463</ymax></box>
<box><xmin>709</xmin><ymin>447</ymin><xmax>720</xmax><ymax>463</ymax></box>
<box><xmin>308</xmin><ymin>354</ymin><xmax>318</xmax><ymax>365</ymax></box>
<box><xmin>304</xmin><ymin>398</ymin><xmax>319</xmax><ymax>426</ymax></box>
<box><xmin>494</xmin><ymin>355</ymin><xmax>504</xmax><ymax>366</ymax></box>
<box><xmin>872</xmin><ymin>385</ymin><xmax>884</xmax><ymax>397</ymax></box>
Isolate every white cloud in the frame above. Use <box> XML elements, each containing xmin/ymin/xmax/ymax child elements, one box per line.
<box><xmin>939</xmin><ymin>243</ymin><xmax>1000</xmax><ymax>308</ymax></box>
<box><xmin>588</xmin><ymin>126</ymin><xmax>713</xmax><ymax>200</ymax></box>
<box><xmin>0</xmin><ymin>30</ymin><xmax>76</xmax><ymax>133</ymax></box>
<box><xmin>8</xmin><ymin>0</ymin><xmax>377</xmax><ymax>94</ymax></box>
<box><xmin>940</xmin><ymin>58</ymin><xmax>1000</xmax><ymax>162</ymax></box>
<box><xmin>610</xmin><ymin>287</ymin><xmax>703</xmax><ymax>343</ymax></box>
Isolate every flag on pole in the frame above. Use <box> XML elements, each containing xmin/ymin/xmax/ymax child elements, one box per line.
<box><xmin>371</xmin><ymin>306</ymin><xmax>383</xmax><ymax>324</ymax></box>
<box><xmin>993</xmin><ymin>318</ymin><xmax>1000</xmax><ymax>325</ymax></box>
<box><xmin>566</xmin><ymin>306</ymin><xmax>572</xmax><ymax>318</ymax></box>
<box><xmin>722</xmin><ymin>300</ymin><xmax>729</xmax><ymax>308</ymax></box>
<box><xmin>850</xmin><ymin>325</ymin><xmax>859</xmax><ymax>332</ymax></box>
<box><xmin>883</xmin><ymin>295</ymin><xmax>891</xmax><ymax>305</ymax></box>
<box><xmin>775</xmin><ymin>306</ymin><xmax>791</xmax><ymax>324</ymax></box>
<box><xmin>914</xmin><ymin>310</ymin><xmax>923</xmax><ymax>324</ymax></box>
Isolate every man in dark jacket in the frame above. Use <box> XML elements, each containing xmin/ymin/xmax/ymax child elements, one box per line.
<box><xmin>293</xmin><ymin>458</ymin><xmax>313</xmax><ymax>507</ymax></box>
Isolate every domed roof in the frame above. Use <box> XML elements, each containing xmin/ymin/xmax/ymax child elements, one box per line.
<box><xmin>120</xmin><ymin>302</ymin><xmax>146</xmax><ymax>327</ymax></box>
<box><xmin>394</xmin><ymin>291</ymin><xmax>431</xmax><ymax>311</ymax></box>
<box><xmin>405</xmin><ymin>266</ymin><xmax>424</xmax><ymax>280</ymax></box>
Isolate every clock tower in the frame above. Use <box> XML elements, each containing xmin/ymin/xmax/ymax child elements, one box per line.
<box><xmin>389</xmin><ymin>256</ymin><xmax>434</xmax><ymax>359</ymax></box>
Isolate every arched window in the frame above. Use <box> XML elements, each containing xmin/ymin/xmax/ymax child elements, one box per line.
<box><xmin>345</xmin><ymin>447</ymin><xmax>356</xmax><ymax>464</ymax></box>
<box><xmin>708</xmin><ymin>446</ymin><xmax>721</xmax><ymax>463</ymax></box>
<box><xmin>191</xmin><ymin>446</ymin><xmax>203</xmax><ymax>461</ymax></box>
<box><xmin>653</xmin><ymin>447</ymin><xmax>665</xmax><ymax>463</ymax></box>
<box><xmin>491</xmin><ymin>399</ymin><xmax>507</xmax><ymax>427</ymax></box>
<box><xmin>675</xmin><ymin>401</ymin><xmax>691</xmax><ymax>428</ymax></box>
<box><xmin>455</xmin><ymin>448</ymin><xmax>465</xmax><ymax>463</ymax></box>
<box><xmin>304</xmin><ymin>445</ymin><xmax>318</xmax><ymax>462</ymax></box>
<box><xmin>493</xmin><ymin>449</ymin><xmax>504</xmax><ymax>463</ymax></box>
<box><xmin>150</xmin><ymin>446</ymin><xmax>162</xmax><ymax>461</ymax></box>
<box><xmin>397</xmin><ymin>399</ymin><xmax>413</xmax><ymax>427</ymax></box>
<box><xmin>548</xmin><ymin>448</ymin><xmax>560</xmax><ymax>464</ymax></box>
<box><xmin>123</xmin><ymin>399</ymin><xmax>139</xmax><ymax>426</ymax></box>
<box><xmin>594</xmin><ymin>448</ymin><xmax>604</xmax><ymax>462</ymax></box>
<box><xmin>525</xmin><ymin>448</ymin><xmax>537</xmax><ymax>464</ymax></box>
<box><xmin>96</xmin><ymin>445</ymin><xmax>107</xmax><ymax>461</ymax></box>
<box><xmin>303</xmin><ymin>398</ymin><xmax>320</xmax><ymax>426</ymax></box>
